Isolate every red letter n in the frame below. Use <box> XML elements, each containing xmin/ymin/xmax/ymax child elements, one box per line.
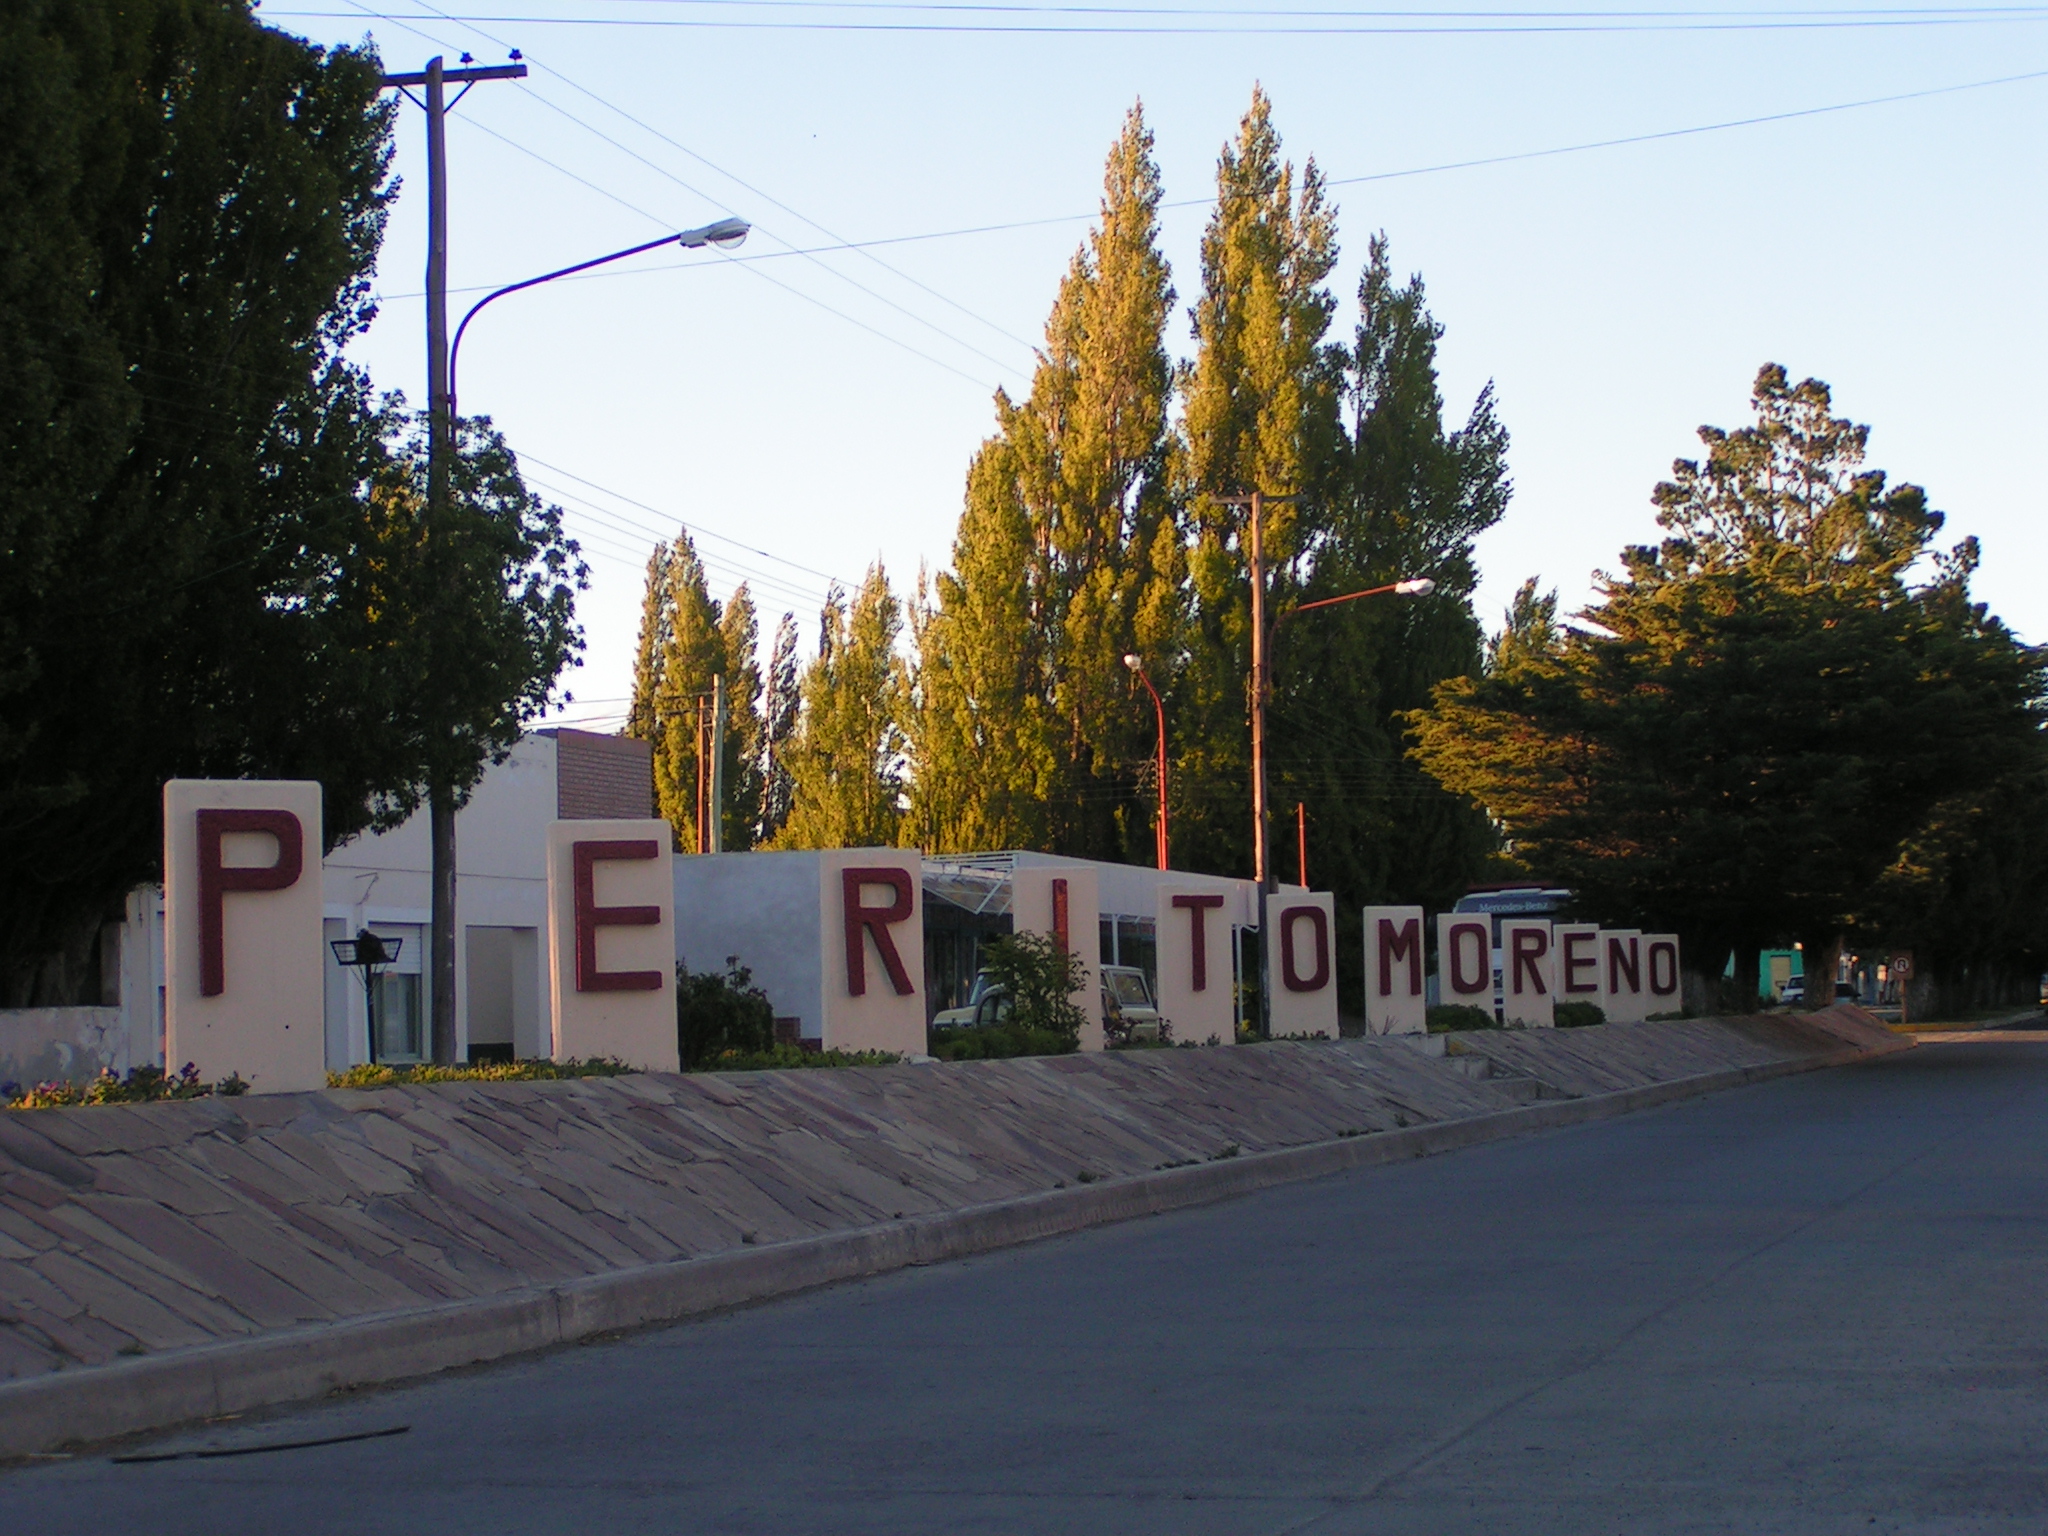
<box><xmin>843</xmin><ymin>867</ymin><xmax>915</xmax><ymax>996</ymax></box>
<box><xmin>197</xmin><ymin>808</ymin><xmax>304</xmax><ymax>997</ymax></box>
<box><xmin>574</xmin><ymin>840</ymin><xmax>663</xmax><ymax>992</ymax></box>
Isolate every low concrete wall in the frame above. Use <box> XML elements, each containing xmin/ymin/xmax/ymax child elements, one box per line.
<box><xmin>0</xmin><ymin>1008</ymin><xmax>126</xmax><ymax>1091</ymax></box>
<box><xmin>0</xmin><ymin>1007</ymin><xmax>1905</xmax><ymax>1456</ymax></box>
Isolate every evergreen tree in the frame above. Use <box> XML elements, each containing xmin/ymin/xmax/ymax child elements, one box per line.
<box><xmin>1409</xmin><ymin>365</ymin><xmax>2044</xmax><ymax>1003</ymax></box>
<box><xmin>908</xmin><ymin>104</ymin><xmax>1180</xmax><ymax>859</ymax></box>
<box><xmin>776</xmin><ymin>567</ymin><xmax>907</xmax><ymax>850</ymax></box>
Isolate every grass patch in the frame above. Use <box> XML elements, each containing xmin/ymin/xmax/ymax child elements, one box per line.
<box><xmin>926</xmin><ymin>1022</ymin><xmax>1075</xmax><ymax>1062</ymax></box>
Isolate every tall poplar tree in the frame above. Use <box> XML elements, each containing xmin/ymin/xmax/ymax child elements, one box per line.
<box><xmin>625</xmin><ymin>531</ymin><xmax>768</xmax><ymax>852</ymax></box>
<box><xmin>909</xmin><ymin>103</ymin><xmax>1182</xmax><ymax>859</ymax></box>
<box><xmin>757</xmin><ymin>612</ymin><xmax>801</xmax><ymax>844</ymax></box>
<box><xmin>776</xmin><ymin>567</ymin><xmax>907</xmax><ymax>850</ymax></box>
<box><xmin>1173</xmin><ymin>85</ymin><xmax>1344</xmax><ymax>877</ymax></box>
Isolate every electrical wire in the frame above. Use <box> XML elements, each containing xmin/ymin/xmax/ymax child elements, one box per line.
<box><xmin>345</xmin><ymin>0</ymin><xmax>1037</xmax><ymax>367</ymax></box>
<box><xmin>273</xmin><ymin>3</ymin><xmax>2048</xmax><ymax>30</ymax></box>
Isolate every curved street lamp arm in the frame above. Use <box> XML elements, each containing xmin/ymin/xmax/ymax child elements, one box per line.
<box><xmin>1278</xmin><ymin>581</ymin><xmax>1409</xmax><ymax>623</ymax></box>
<box><xmin>449</xmin><ymin>232</ymin><xmax>685</xmax><ymax>417</ymax></box>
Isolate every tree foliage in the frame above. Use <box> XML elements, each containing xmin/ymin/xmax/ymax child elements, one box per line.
<box><xmin>1409</xmin><ymin>365</ymin><xmax>2044</xmax><ymax>998</ymax></box>
<box><xmin>775</xmin><ymin>567</ymin><xmax>907</xmax><ymax>850</ymax></box>
<box><xmin>625</xmin><ymin>531</ymin><xmax>772</xmax><ymax>853</ymax></box>
<box><xmin>0</xmin><ymin>1</ymin><xmax>583</xmax><ymax>1003</ymax></box>
<box><xmin>904</xmin><ymin>92</ymin><xmax>1505</xmax><ymax>995</ymax></box>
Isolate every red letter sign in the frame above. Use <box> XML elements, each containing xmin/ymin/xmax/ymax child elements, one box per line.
<box><xmin>843</xmin><ymin>867</ymin><xmax>915</xmax><ymax>996</ymax></box>
<box><xmin>1171</xmin><ymin>892</ymin><xmax>1227</xmax><ymax>992</ymax></box>
<box><xmin>1378</xmin><ymin>916</ymin><xmax>1422</xmax><ymax>997</ymax></box>
<box><xmin>573</xmin><ymin>839</ymin><xmax>663</xmax><ymax>992</ymax></box>
<box><xmin>196</xmin><ymin>808</ymin><xmax>304</xmax><ymax>997</ymax></box>
<box><xmin>1511</xmin><ymin>927</ymin><xmax>1550</xmax><ymax>995</ymax></box>
<box><xmin>1280</xmin><ymin>905</ymin><xmax>1331</xmax><ymax>993</ymax></box>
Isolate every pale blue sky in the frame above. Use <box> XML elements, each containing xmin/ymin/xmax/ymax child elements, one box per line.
<box><xmin>265</xmin><ymin>2</ymin><xmax>2048</xmax><ymax>731</ymax></box>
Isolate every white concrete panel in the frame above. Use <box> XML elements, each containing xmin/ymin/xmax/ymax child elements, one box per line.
<box><xmin>1501</xmin><ymin>920</ymin><xmax>1555</xmax><ymax>1028</ymax></box>
<box><xmin>673</xmin><ymin>850</ymin><xmax>825</xmax><ymax>1039</ymax></box>
<box><xmin>1644</xmin><ymin>933</ymin><xmax>1683</xmax><ymax>1014</ymax></box>
<box><xmin>1012</xmin><ymin>865</ymin><xmax>1103</xmax><ymax>1052</ymax></box>
<box><xmin>545</xmin><ymin>820</ymin><xmax>678</xmax><ymax>1071</ymax></box>
<box><xmin>1553</xmin><ymin>923</ymin><xmax>1603</xmax><ymax>1013</ymax></box>
<box><xmin>1436</xmin><ymin>913</ymin><xmax>1494</xmax><ymax>1014</ymax></box>
<box><xmin>163</xmin><ymin>779</ymin><xmax>326</xmax><ymax>1093</ymax></box>
<box><xmin>1267</xmin><ymin>889</ymin><xmax>1338</xmax><ymax>1040</ymax></box>
<box><xmin>1362</xmin><ymin>906</ymin><xmax>1427</xmax><ymax>1036</ymax></box>
<box><xmin>1599</xmin><ymin>929</ymin><xmax>1647</xmax><ymax>1024</ymax></box>
<box><xmin>1156</xmin><ymin>882</ymin><xmax>1236</xmax><ymax>1047</ymax></box>
<box><xmin>818</xmin><ymin>849</ymin><xmax>926</xmax><ymax>1057</ymax></box>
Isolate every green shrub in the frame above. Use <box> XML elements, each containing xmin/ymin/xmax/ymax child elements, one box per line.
<box><xmin>1426</xmin><ymin>1004</ymin><xmax>1498</xmax><ymax>1033</ymax></box>
<box><xmin>927</xmin><ymin>1022</ymin><xmax>1075</xmax><ymax>1061</ymax></box>
<box><xmin>1553</xmin><ymin>1002</ymin><xmax>1606</xmax><ymax>1028</ymax></box>
<box><xmin>979</xmin><ymin>931</ymin><xmax>1088</xmax><ymax>1045</ymax></box>
<box><xmin>677</xmin><ymin>958</ymin><xmax>777</xmax><ymax>1069</ymax></box>
<box><xmin>328</xmin><ymin>1058</ymin><xmax>636</xmax><ymax>1088</ymax></box>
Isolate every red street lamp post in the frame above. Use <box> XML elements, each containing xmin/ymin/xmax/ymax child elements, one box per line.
<box><xmin>1123</xmin><ymin>654</ymin><xmax>1170</xmax><ymax>871</ymax></box>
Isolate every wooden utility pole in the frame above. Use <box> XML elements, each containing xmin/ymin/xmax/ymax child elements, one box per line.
<box><xmin>709</xmin><ymin>674</ymin><xmax>727</xmax><ymax>855</ymax></box>
<box><xmin>377</xmin><ymin>56</ymin><xmax>526</xmax><ymax>1063</ymax></box>
<box><xmin>1296</xmin><ymin>801</ymin><xmax>1307</xmax><ymax>888</ymax></box>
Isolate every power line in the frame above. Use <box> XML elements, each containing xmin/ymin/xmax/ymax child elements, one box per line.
<box><xmin>275</xmin><ymin>3</ymin><xmax>2048</xmax><ymax>30</ymax></box>
<box><xmin>357</xmin><ymin>0</ymin><xmax>1038</xmax><ymax>359</ymax></box>
<box><xmin>334</xmin><ymin>0</ymin><xmax>1010</xmax><ymax>388</ymax></box>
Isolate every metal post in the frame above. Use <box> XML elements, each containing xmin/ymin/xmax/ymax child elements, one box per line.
<box><xmin>1296</xmin><ymin>801</ymin><xmax>1307</xmax><ymax>888</ymax></box>
<box><xmin>710</xmin><ymin>674</ymin><xmax>727</xmax><ymax>855</ymax></box>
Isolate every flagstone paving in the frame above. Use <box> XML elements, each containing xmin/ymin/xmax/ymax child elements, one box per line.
<box><xmin>0</xmin><ymin>1012</ymin><xmax>1888</xmax><ymax>1382</ymax></box>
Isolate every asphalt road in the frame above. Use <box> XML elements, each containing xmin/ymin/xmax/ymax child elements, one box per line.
<box><xmin>6</xmin><ymin>1041</ymin><xmax>2046</xmax><ymax>1535</ymax></box>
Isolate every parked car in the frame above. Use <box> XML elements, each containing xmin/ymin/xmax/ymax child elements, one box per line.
<box><xmin>1101</xmin><ymin>964</ymin><xmax>1162</xmax><ymax>1043</ymax></box>
<box><xmin>931</xmin><ymin>963</ymin><xmax>1162</xmax><ymax>1041</ymax></box>
<box><xmin>1779</xmin><ymin>977</ymin><xmax>1805</xmax><ymax>1004</ymax></box>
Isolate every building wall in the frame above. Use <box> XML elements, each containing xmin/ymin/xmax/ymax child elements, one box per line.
<box><xmin>673</xmin><ymin>851</ymin><xmax>825</xmax><ymax>1040</ymax></box>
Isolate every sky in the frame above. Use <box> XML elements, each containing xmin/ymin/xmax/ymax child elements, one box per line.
<box><xmin>262</xmin><ymin>1</ymin><xmax>2048</xmax><ymax>732</ymax></box>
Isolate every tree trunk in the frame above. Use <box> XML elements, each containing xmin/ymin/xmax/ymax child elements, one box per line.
<box><xmin>1731</xmin><ymin>944</ymin><xmax>1762</xmax><ymax>1012</ymax></box>
<box><xmin>1801</xmin><ymin>933</ymin><xmax>1843</xmax><ymax>1010</ymax></box>
<box><xmin>430</xmin><ymin>778</ymin><xmax>458</xmax><ymax>1064</ymax></box>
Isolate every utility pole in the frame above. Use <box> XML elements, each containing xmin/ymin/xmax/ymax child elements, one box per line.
<box><xmin>709</xmin><ymin>674</ymin><xmax>727</xmax><ymax>855</ymax></box>
<box><xmin>1219</xmin><ymin>488</ymin><xmax>1288</xmax><ymax>1037</ymax></box>
<box><xmin>378</xmin><ymin>55</ymin><xmax>527</xmax><ymax>1064</ymax></box>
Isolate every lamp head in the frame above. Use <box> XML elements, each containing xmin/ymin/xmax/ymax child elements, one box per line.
<box><xmin>1122</xmin><ymin>654</ymin><xmax>1143</xmax><ymax>672</ymax></box>
<box><xmin>678</xmin><ymin>216</ymin><xmax>751</xmax><ymax>251</ymax></box>
<box><xmin>1394</xmin><ymin>578</ymin><xmax>1437</xmax><ymax>597</ymax></box>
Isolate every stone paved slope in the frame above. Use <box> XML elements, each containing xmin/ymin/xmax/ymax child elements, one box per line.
<box><xmin>0</xmin><ymin>1011</ymin><xmax>1886</xmax><ymax>1383</ymax></box>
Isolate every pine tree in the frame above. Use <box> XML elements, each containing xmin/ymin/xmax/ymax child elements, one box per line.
<box><xmin>1409</xmin><ymin>365</ymin><xmax>2043</xmax><ymax>1002</ymax></box>
<box><xmin>776</xmin><ymin>567</ymin><xmax>906</xmax><ymax>850</ymax></box>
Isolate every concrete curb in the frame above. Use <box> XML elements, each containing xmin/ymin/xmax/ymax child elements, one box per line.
<box><xmin>0</xmin><ymin>1041</ymin><xmax>1883</xmax><ymax>1460</ymax></box>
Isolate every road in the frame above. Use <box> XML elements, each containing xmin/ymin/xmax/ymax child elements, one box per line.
<box><xmin>5</xmin><ymin>1040</ymin><xmax>2045</xmax><ymax>1534</ymax></box>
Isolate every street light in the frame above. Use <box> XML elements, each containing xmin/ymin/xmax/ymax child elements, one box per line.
<box><xmin>1123</xmin><ymin>654</ymin><xmax>1170</xmax><ymax>872</ymax></box>
<box><xmin>448</xmin><ymin>216</ymin><xmax>751</xmax><ymax>416</ymax></box>
<box><xmin>329</xmin><ymin>929</ymin><xmax>403</xmax><ymax>1064</ymax></box>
